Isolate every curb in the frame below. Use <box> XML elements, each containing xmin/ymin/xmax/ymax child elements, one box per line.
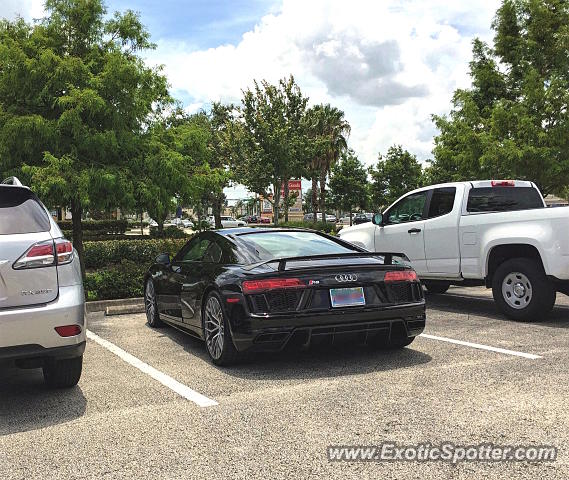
<box><xmin>86</xmin><ymin>297</ymin><xmax>144</xmax><ymax>313</ymax></box>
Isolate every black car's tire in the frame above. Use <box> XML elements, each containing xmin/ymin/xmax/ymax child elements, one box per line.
<box><xmin>492</xmin><ymin>258</ymin><xmax>555</xmax><ymax>322</ymax></box>
<box><xmin>145</xmin><ymin>279</ymin><xmax>164</xmax><ymax>328</ymax></box>
<box><xmin>203</xmin><ymin>291</ymin><xmax>239</xmax><ymax>366</ymax></box>
<box><xmin>43</xmin><ymin>355</ymin><xmax>83</xmax><ymax>388</ymax></box>
<box><xmin>423</xmin><ymin>281</ymin><xmax>450</xmax><ymax>294</ymax></box>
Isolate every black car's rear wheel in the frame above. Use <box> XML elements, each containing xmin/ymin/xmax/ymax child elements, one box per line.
<box><xmin>145</xmin><ymin>280</ymin><xmax>163</xmax><ymax>327</ymax></box>
<box><xmin>204</xmin><ymin>292</ymin><xmax>239</xmax><ymax>366</ymax></box>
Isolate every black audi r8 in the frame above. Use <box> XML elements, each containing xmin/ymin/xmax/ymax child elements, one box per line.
<box><xmin>143</xmin><ymin>228</ymin><xmax>426</xmax><ymax>365</ymax></box>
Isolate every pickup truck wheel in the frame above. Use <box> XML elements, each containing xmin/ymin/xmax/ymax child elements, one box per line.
<box><xmin>492</xmin><ymin>258</ymin><xmax>556</xmax><ymax>321</ymax></box>
<box><xmin>423</xmin><ymin>281</ymin><xmax>450</xmax><ymax>295</ymax></box>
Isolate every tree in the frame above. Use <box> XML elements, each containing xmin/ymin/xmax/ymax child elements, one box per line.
<box><xmin>369</xmin><ymin>145</ymin><xmax>423</xmax><ymax>210</ymax></box>
<box><xmin>430</xmin><ymin>0</ymin><xmax>569</xmax><ymax>195</ymax></box>
<box><xmin>0</xmin><ymin>0</ymin><xmax>169</xmax><ymax>278</ymax></box>
<box><xmin>304</xmin><ymin>104</ymin><xmax>351</xmax><ymax>223</ymax></box>
<box><xmin>329</xmin><ymin>150</ymin><xmax>368</xmax><ymax>225</ymax></box>
<box><xmin>234</xmin><ymin>76</ymin><xmax>308</xmax><ymax>225</ymax></box>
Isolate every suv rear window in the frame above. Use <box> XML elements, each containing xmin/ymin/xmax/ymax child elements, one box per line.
<box><xmin>467</xmin><ymin>187</ymin><xmax>544</xmax><ymax>213</ymax></box>
<box><xmin>0</xmin><ymin>187</ymin><xmax>51</xmax><ymax>234</ymax></box>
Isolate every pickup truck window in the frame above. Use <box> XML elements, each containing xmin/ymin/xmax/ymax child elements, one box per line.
<box><xmin>428</xmin><ymin>187</ymin><xmax>456</xmax><ymax>218</ymax></box>
<box><xmin>467</xmin><ymin>187</ymin><xmax>544</xmax><ymax>213</ymax></box>
<box><xmin>386</xmin><ymin>191</ymin><xmax>427</xmax><ymax>224</ymax></box>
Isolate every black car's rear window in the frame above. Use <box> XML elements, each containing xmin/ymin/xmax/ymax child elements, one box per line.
<box><xmin>467</xmin><ymin>187</ymin><xmax>544</xmax><ymax>213</ymax></box>
<box><xmin>0</xmin><ymin>187</ymin><xmax>51</xmax><ymax>234</ymax></box>
<box><xmin>237</xmin><ymin>231</ymin><xmax>357</xmax><ymax>261</ymax></box>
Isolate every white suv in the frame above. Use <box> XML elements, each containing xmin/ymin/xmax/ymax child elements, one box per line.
<box><xmin>0</xmin><ymin>177</ymin><xmax>85</xmax><ymax>387</ymax></box>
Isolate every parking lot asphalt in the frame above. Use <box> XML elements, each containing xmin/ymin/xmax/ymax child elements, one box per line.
<box><xmin>1</xmin><ymin>287</ymin><xmax>568</xmax><ymax>479</ymax></box>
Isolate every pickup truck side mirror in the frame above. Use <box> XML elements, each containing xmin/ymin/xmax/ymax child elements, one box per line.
<box><xmin>155</xmin><ymin>252</ymin><xmax>171</xmax><ymax>266</ymax></box>
<box><xmin>372</xmin><ymin>213</ymin><xmax>383</xmax><ymax>226</ymax></box>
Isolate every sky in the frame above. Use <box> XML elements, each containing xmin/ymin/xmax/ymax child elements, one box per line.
<box><xmin>1</xmin><ymin>0</ymin><xmax>502</xmax><ymax>200</ymax></box>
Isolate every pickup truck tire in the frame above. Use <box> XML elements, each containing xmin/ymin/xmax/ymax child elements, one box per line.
<box><xmin>423</xmin><ymin>281</ymin><xmax>450</xmax><ymax>295</ymax></box>
<box><xmin>492</xmin><ymin>258</ymin><xmax>556</xmax><ymax>322</ymax></box>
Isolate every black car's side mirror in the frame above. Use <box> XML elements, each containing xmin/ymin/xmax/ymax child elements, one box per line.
<box><xmin>155</xmin><ymin>253</ymin><xmax>171</xmax><ymax>265</ymax></box>
<box><xmin>372</xmin><ymin>213</ymin><xmax>383</xmax><ymax>226</ymax></box>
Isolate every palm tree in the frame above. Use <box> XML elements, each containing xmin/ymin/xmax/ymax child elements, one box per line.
<box><xmin>308</xmin><ymin>105</ymin><xmax>351</xmax><ymax>223</ymax></box>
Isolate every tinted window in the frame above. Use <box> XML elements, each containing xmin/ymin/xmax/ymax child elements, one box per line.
<box><xmin>385</xmin><ymin>192</ymin><xmax>427</xmax><ymax>224</ymax></box>
<box><xmin>467</xmin><ymin>187</ymin><xmax>544</xmax><ymax>213</ymax></box>
<box><xmin>203</xmin><ymin>241</ymin><xmax>223</xmax><ymax>263</ymax></box>
<box><xmin>0</xmin><ymin>188</ymin><xmax>51</xmax><ymax>235</ymax></box>
<box><xmin>428</xmin><ymin>187</ymin><xmax>456</xmax><ymax>218</ymax></box>
<box><xmin>237</xmin><ymin>231</ymin><xmax>356</xmax><ymax>261</ymax></box>
<box><xmin>181</xmin><ymin>238</ymin><xmax>211</xmax><ymax>261</ymax></box>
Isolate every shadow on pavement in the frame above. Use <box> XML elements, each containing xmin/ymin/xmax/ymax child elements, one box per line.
<box><xmin>158</xmin><ymin>325</ymin><xmax>432</xmax><ymax>380</ymax></box>
<box><xmin>0</xmin><ymin>366</ymin><xmax>87</xmax><ymax>435</ymax></box>
<box><xmin>426</xmin><ymin>292</ymin><xmax>569</xmax><ymax>328</ymax></box>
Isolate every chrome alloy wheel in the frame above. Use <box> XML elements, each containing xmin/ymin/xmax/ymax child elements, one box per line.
<box><xmin>502</xmin><ymin>271</ymin><xmax>532</xmax><ymax>310</ymax></box>
<box><xmin>145</xmin><ymin>280</ymin><xmax>156</xmax><ymax>323</ymax></box>
<box><xmin>205</xmin><ymin>296</ymin><xmax>224</xmax><ymax>360</ymax></box>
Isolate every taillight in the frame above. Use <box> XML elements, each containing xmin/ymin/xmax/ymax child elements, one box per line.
<box><xmin>242</xmin><ymin>278</ymin><xmax>305</xmax><ymax>294</ymax></box>
<box><xmin>55</xmin><ymin>238</ymin><xmax>74</xmax><ymax>264</ymax></box>
<box><xmin>491</xmin><ymin>180</ymin><xmax>515</xmax><ymax>187</ymax></box>
<box><xmin>13</xmin><ymin>240</ymin><xmax>56</xmax><ymax>269</ymax></box>
<box><xmin>384</xmin><ymin>270</ymin><xmax>418</xmax><ymax>282</ymax></box>
<box><xmin>12</xmin><ymin>238</ymin><xmax>74</xmax><ymax>270</ymax></box>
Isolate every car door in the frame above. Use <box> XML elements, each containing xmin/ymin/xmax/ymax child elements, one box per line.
<box><xmin>423</xmin><ymin>187</ymin><xmax>461</xmax><ymax>275</ymax></box>
<box><xmin>375</xmin><ymin>191</ymin><xmax>428</xmax><ymax>275</ymax></box>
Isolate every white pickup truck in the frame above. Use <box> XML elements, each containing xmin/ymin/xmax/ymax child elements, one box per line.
<box><xmin>339</xmin><ymin>180</ymin><xmax>569</xmax><ymax>321</ymax></box>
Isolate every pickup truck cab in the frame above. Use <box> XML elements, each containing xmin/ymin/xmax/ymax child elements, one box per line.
<box><xmin>339</xmin><ymin>180</ymin><xmax>569</xmax><ymax>321</ymax></box>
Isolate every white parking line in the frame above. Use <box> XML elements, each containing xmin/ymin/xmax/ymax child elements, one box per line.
<box><xmin>86</xmin><ymin>330</ymin><xmax>218</xmax><ymax>407</ymax></box>
<box><xmin>420</xmin><ymin>333</ymin><xmax>542</xmax><ymax>360</ymax></box>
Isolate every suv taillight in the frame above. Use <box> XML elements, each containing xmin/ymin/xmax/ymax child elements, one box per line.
<box><xmin>13</xmin><ymin>238</ymin><xmax>74</xmax><ymax>270</ymax></box>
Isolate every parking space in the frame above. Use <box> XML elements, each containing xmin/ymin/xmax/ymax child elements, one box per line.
<box><xmin>1</xmin><ymin>291</ymin><xmax>569</xmax><ymax>479</ymax></box>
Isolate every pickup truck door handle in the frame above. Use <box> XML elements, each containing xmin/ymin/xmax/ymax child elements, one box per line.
<box><xmin>408</xmin><ymin>228</ymin><xmax>422</xmax><ymax>234</ymax></box>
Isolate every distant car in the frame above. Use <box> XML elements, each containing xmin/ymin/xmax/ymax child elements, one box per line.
<box><xmin>338</xmin><ymin>216</ymin><xmax>352</xmax><ymax>226</ymax></box>
<box><xmin>303</xmin><ymin>213</ymin><xmax>337</xmax><ymax>223</ymax></box>
<box><xmin>258</xmin><ymin>217</ymin><xmax>270</xmax><ymax>224</ymax></box>
<box><xmin>0</xmin><ymin>177</ymin><xmax>85</xmax><ymax>388</ymax></box>
<box><xmin>353</xmin><ymin>213</ymin><xmax>373</xmax><ymax>225</ymax></box>
<box><xmin>181</xmin><ymin>219</ymin><xmax>194</xmax><ymax>229</ymax></box>
<box><xmin>148</xmin><ymin>219</ymin><xmax>158</xmax><ymax>227</ymax></box>
<box><xmin>143</xmin><ymin>228</ymin><xmax>425</xmax><ymax>365</ymax></box>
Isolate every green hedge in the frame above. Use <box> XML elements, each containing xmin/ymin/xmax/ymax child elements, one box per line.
<box><xmin>149</xmin><ymin>225</ymin><xmax>189</xmax><ymax>238</ymax></box>
<box><xmin>84</xmin><ymin>238</ymin><xmax>189</xmax><ymax>269</ymax></box>
<box><xmin>58</xmin><ymin>219</ymin><xmax>128</xmax><ymax>234</ymax></box>
<box><xmin>84</xmin><ymin>238</ymin><xmax>190</xmax><ymax>300</ymax></box>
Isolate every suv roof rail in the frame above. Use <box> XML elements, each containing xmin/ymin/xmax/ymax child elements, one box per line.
<box><xmin>1</xmin><ymin>176</ymin><xmax>24</xmax><ymax>186</ymax></box>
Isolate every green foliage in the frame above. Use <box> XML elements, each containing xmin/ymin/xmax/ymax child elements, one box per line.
<box><xmin>84</xmin><ymin>260</ymin><xmax>145</xmax><ymax>301</ymax></box>
<box><xmin>233</xmin><ymin>75</ymin><xmax>309</xmax><ymax>225</ymax></box>
<box><xmin>149</xmin><ymin>225</ymin><xmax>189</xmax><ymax>238</ymax></box>
<box><xmin>0</xmin><ymin>0</ymin><xmax>170</xmax><ymax>278</ymax></box>
<box><xmin>369</xmin><ymin>145</ymin><xmax>424</xmax><ymax>209</ymax></box>
<box><xmin>329</xmin><ymin>149</ymin><xmax>368</xmax><ymax>214</ymax></box>
<box><xmin>430</xmin><ymin>0</ymin><xmax>569</xmax><ymax>195</ymax></box>
<box><xmin>58</xmin><ymin>220</ymin><xmax>127</xmax><ymax>234</ymax></box>
<box><xmin>83</xmin><ymin>238</ymin><xmax>188</xmax><ymax>269</ymax></box>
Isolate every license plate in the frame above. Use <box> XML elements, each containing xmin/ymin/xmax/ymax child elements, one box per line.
<box><xmin>330</xmin><ymin>287</ymin><xmax>365</xmax><ymax>308</ymax></box>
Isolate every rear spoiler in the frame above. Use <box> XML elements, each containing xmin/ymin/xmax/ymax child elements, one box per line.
<box><xmin>243</xmin><ymin>252</ymin><xmax>409</xmax><ymax>272</ymax></box>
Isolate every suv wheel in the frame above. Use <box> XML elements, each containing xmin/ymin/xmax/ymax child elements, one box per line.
<box><xmin>43</xmin><ymin>355</ymin><xmax>83</xmax><ymax>388</ymax></box>
<box><xmin>203</xmin><ymin>292</ymin><xmax>239</xmax><ymax>366</ymax></box>
<box><xmin>423</xmin><ymin>281</ymin><xmax>450</xmax><ymax>294</ymax></box>
<box><xmin>492</xmin><ymin>258</ymin><xmax>555</xmax><ymax>321</ymax></box>
<box><xmin>145</xmin><ymin>280</ymin><xmax>163</xmax><ymax>327</ymax></box>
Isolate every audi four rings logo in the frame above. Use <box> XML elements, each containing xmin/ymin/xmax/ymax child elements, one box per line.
<box><xmin>335</xmin><ymin>274</ymin><xmax>358</xmax><ymax>282</ymax></box>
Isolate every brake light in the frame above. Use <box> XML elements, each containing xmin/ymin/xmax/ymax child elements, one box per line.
<box><xmin>242</xmin><ymin>278</ymin><xmax>305</xmax><ymax>294</ymax></box>
<box><xmin>491</xmin><ymin>180</ymin><xmax>515</xmax><ymax>187</ymax></box>
<box><xmin>55</xmin><ymin>325</ymin><xmax>82</xmax><ymax>337</ymax></box>
<box><xmin>384</xmin><ymin>270</ymin><xmax>418</xmax><ymax>282</ymax></box>
<box><xmin>13</xmin><ymin>240</ymin><xmax>55</xmax><ymax>269</ymax></box>
<box><xmin>55</xmin><ymin>238</ymin><xmax>74</xmax><ymax>264</ymax></box>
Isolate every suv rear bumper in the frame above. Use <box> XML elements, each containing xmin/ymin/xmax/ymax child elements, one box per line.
<box><xmin>0</xmin><ymin>284</ymin><xmax>86</xmax><ymax>352</ymax></box>
<box><xmin>0</xmin><ymin>341</ymin><xmax>86</xmax><ymax>362</ymax></box>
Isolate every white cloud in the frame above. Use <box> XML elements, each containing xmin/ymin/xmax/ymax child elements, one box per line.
<box><xmin>0</xmin><ymin>0</ymin><xmax>44</xmax><ymax>21</ymax></box>
<box><xmin>145</xmin><ymin>0</ymin><xmax>500</xmax><ymax>173</ymax></box>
